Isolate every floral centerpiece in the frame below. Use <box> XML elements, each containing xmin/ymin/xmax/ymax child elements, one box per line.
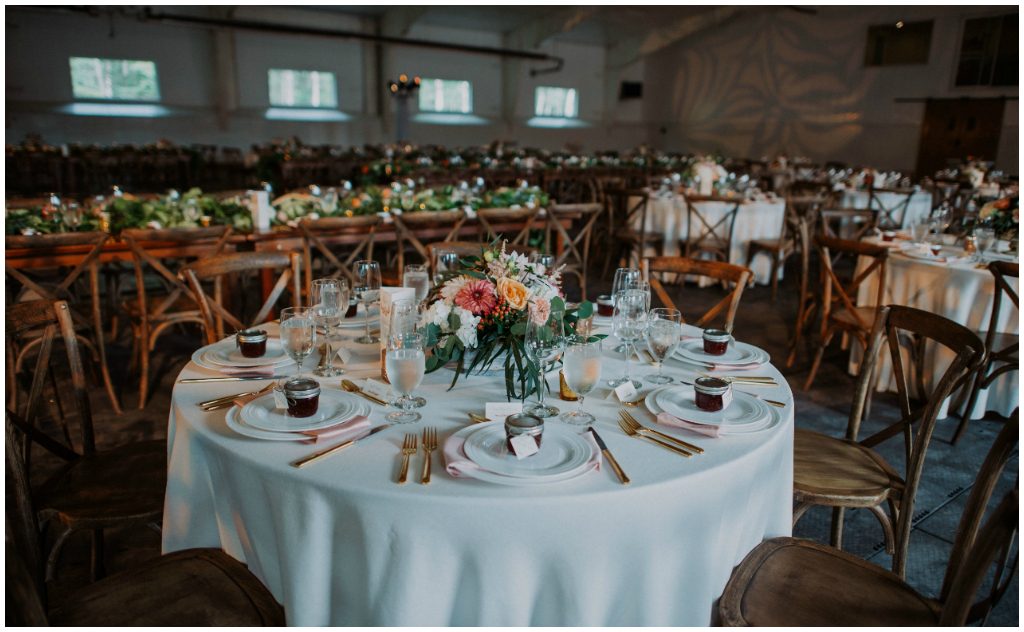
<box><xmin>419</xmin><ymin>242</ymin><xmax>592</xmax><ymax>399</ymax></box>
<box><xmin>978</xmin><ymin>195</ymin><xmax>1019</xmax><ymax>239</ymax></box>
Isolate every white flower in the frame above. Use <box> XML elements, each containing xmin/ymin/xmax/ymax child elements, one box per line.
<box><xmin>422</xmin><ymin>301</ymin><xmax>452</xmax><ymax>329</ymax></box>
<box><xmin>147</xmin><ymin>220</ymin><xmax>162</xmax><ymax>229</ymax></box>
<box><xmin>454</xmin><ymin>308</ymin><xmax>481</xmax><ymax>348</ymax></box>
<box><xmin>308</xmin><ymin>212</ymin><xmax>320</xmax><ymax>220</ymax></box>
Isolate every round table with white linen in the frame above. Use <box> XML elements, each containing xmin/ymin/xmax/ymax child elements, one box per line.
<box><xmin>853</xmin><ymin>243</ymin><xmax>1019</xmax><ymax>420</ymax></box>
<box><xmin>635</xmin><ymin>193</ymin><xmax>786</xmax><ymax>285</ymax></box>
<box><xmin>162</xmin><ymin>323</ymin><xmax>794</xmax><ymax>626</ymax></box>
<box><xmin>840</xmin><ymin>188</ymin><xmax>934</xmax><ymax>227</ymax></box>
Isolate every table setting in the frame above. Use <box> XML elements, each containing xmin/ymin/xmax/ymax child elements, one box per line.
<box><xmin>163</xmin><ymin>255</ymin><xmax>794</xmax><ymax>626</ymax></box>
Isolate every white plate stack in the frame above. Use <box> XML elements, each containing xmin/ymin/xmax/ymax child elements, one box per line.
<box><xmin>645</xmin><ymin>386</ymin><xmax>781</xmax><ymax>435</ymax></box>
<box><xmin>225</xmin><ymin>389</ymin><xmax>370</xmax><ymax>441</ymax></box>
<box><xmin>448</xmin><ymin>423</ymin><xmax>596</xmax><ymax>485</ymax></box>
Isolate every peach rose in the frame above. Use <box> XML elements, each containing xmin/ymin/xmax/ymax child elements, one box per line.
<box><xmin>497</xmin><ymin>278</ymin><xmax>529</xmax><ymax>310</ymax></box>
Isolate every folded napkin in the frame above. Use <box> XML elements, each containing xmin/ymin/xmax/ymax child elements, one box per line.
<box><xmin>231</xmin><ymin>388</ymin><xmax>370</xmax><ymax>444</ymax></box>
<box><xmin>218</xmin><ymin>364</ymin><xmax>279</xmax><ymax>377</ymax></box>
<box><xmin>443</xmin><ymin>423</ymin><xmax>603</xmax><ymax>479</ymax></box>
<box><xmin>656</xmin><ymin>412</ymin><xmax>722</xmax><ymax>438</ymax></box>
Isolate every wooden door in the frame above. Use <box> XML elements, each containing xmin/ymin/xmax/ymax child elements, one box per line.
<box><xmin>915</xmin><ymin>98</ymin><xmax>1005</xmax><ymax>177</ymax></box>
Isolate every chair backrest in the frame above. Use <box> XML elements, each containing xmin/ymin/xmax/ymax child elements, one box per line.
<box><xmin>605</xmin><ymin>188</ymin><xmax>650</xmax><ymax>239</ymax></box>
<box><xmin>476</xmin><ymin>206</ymin><xmax>541</xmax><ymax>246</ymax></box>
<box><xmin>546</xmin><ymin>202</ymin><xmax>602</xmax><ymax>270</ymax></box>
<box><xmin>868</xmin><ymin>187</ymin><xmax>915</xmax><ymax>230</ymax></box>
<box><xmin>642</xmin><ymin>256</ymin><xmax>753</xmax><ymax>332</ymax></box>
<box><xmin>181</xmin><ymin>251</ymin><xmax>302</xmax><ymax>344</ymax></box>
<box><xmin>816</xmin><ymin>234</ymin><xmax>888</xmax><ymax>331</ymax></box>
<box><xmin>818</xmin><ymin>207</ymin><xmax>878</xmax><ymax>240</ymax></box>
<box><xmin>543</xmin><ymin>172</ymin><xmax>599</xmax><ymax>205</ymax></box>
<box><xmin>5</xmin><ymin>231</ymin><xmax>110</xmax><ymax>304</ymax></box>
<box><xmin>298</xmin><ymin>214</ymin><xmax>380</xmax><ymax>290</ymax></box>
<box><xmin>679</xmin><ymin>193</ymin><xmax>741</xmax><ymax>258</ymax></box>
<box><xmin>939</xmin><ymin>417</ymin><xmax>1019</xmax><ymax>625</ymax></box>
<box><xmin>848</xmin><ymin>305</ymin><xmax>986</xmax><ymax>578</ymax></box>
<box><xmin>984</xmin><ymin>261</ymin><xmax>1019</xmax><ymax>357</ymax></box>
<box><xmin>391</xmin><ymin>209</ymin><xmax>467</xmax><ymax>271</ymax></box>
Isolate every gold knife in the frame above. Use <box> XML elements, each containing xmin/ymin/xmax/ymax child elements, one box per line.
<box><xmin>589</xmin><ymin>428</ymin><xmax>630</xmax><ymax>485</ymax></box>
<box><xmin>291</xmin><ymin>424</ymin><xmax>391</xmax><ymax>468</ymax></box>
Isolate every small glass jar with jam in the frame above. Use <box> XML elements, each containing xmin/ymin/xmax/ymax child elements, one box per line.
<box><xmin>693</xmin><ymin>376</ymin><xmax>733</xmax><ymax>412</ymax></box>
<box><xmin>505</xmin><ymin>413</ymin><xmax>544</xmax><ymax>454</ymax></box>
<box><xmin>596</xmin><ymin>294</ymin><xmax>615</xmax><ymax>317</ymax></box>
<box><xmin>236</xmin><ymin>329</ymin><xmax>268</xmax><ymax>358</ymax></box>
<box><xmin>281</xmin><ymin>377</ymin><xmax>321</xmax><ymax>418</ymax></box>
<box><xmin>345</xmin><ymin>297</ymin><xmax>358</xmax><ymax>318</ymax></box>
<box><xmin>702</xmin><ymin>329</ymin><xmax>731</xmax><ymax>356</ymax></box>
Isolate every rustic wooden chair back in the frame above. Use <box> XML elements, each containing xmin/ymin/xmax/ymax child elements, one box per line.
<box><xmin>181</xmin><ymin>251</ymin><xmax>302</xmax><ymax>345</ymax></box>
<box><xmin>5</xmin><ymin>231</ymin><xmax>120</xmax><ymax>413</ymax></box>
<box><xmin>795</xmin><ymin>305</ymin><xmax>986</xmax><ymax>578</ymax></box>
<box><xmin>391</xmin><ymin>209</ymin><xmax>467</xmax><ymax>271</ymax></box>
<box><xmin>542</xmin><ymin>172</ymin><xmax>599</xmax><ymax>205</ymax></box>
<box><xmin>476</xmin><ymin>206</ymin><xmax>542</xmax><ymax>246</ymax></box>
<box><xmin>679</xmin><ymin>193</ymin><xmax>740</xmax><ymax>261</ymax></box>
<box><xmin>545</xmin><ymin>202</ymin><xmax>602</xmax><ymax>300</ymax></box>
<box><xmin>642</xmin><ymin>257</ymin><xmax>752</xmax><ymax>332</ymax></box>
<box><xmin>952</xmin><ymin>261</ymin><xmax>1019</xmax><ymax>444</ymax></box>
<box><xmin>298</xmin><ymin>214</ymin><xmax>380</xmax><ymax>290</ymax></box>
<box><xmin>603</xmin><ymin>188</ymin><xmax>655</xmax><ymax>274</ymax></box>
<box><xmin>868</xmin><ymin>186</ymin><xmax>915</xmax><ymax>230</ymax></box>
<box><xmin>819</xmin><ymin>206</ymin><xmax>878</xmax><ymax>240</ymax></box>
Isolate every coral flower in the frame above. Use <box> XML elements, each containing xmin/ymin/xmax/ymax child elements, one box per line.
<box><xmin>454</xmin><ymin>279</ymin><xmax>497</xmax><ymax>315</ymax></box>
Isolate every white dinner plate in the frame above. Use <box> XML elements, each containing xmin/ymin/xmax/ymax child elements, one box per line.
<box><xmin>241</xmin><ymin>389</ymin><xmax>359</xmax><ymax>432</ymax></box>
<box><xmin>224</xmin><ymin>400</ymin><xmax>369</xmax><ymax>441</ymax></box>
<box><xmin>646</xmin><ymin>386</ymin><xmax>775</xmax><ymax>434</ymax></box>
<box><xmin>675</xmin><ymin>338</ymin><xmax>769</xmax><ymax>367</ymax></box>
<box><xmin>463</xmin><ymin>423</ymin><xmax>593</xmax><ymax>479</ymax></box>
<box><xmin>337</xmin><ymin>304</ymin><xmax>380</xmax><ymax>329</ymax></box>
<box><xmin>652</xmin><ymin>387</ymin><xmax>770</xmax><ymax>427</ymax></box>
<box><xmin>449</xmin><ymin>424</ymin><xmax>596</xmax><ymax>486</ymax></box>
<box><xmin>203</xmin><ymin>339</ymin><xmax>289</xmax><ymax>367</ymax></box>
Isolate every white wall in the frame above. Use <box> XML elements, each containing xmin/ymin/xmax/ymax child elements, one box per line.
<box><xmin>643</xmin><ymin>5</ymin><xmax>1018</xmax><ymax>172</ymax></box>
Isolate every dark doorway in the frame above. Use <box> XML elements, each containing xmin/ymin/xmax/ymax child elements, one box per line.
<box><xmin>915</xmin><ymin>97</ymin><xmax>1005</xmax><ymax>177</ymax></box>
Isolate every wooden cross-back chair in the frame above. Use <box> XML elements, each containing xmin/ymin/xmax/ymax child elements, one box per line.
<box><xmin>793</xmin><ymin>306</ymin><xmax>985</xmax><ymax>577</ymax></box>
<box><xmin>5</xmin><ymin>300</ymin><xmax>166</xmax><ymax>583</ymax></box>
<box><xmin>542</xmin><ymin>171</ymin><xmax>599</xmax><ymax>205</ymax></box>
<box><xmin>603</xmin><ymin>188</ymin><xmax>662</xmax><ymax>277</ymax></box>
<box><xmin>5</xmin><ymin>231</ymin><xmax>121</xmax><ymax>414</ymax></box>
<box><xmin>545</xmin><ymin>202</ymin><xmax>602</xmax><ymax>301</ymax></box>
<box><xmin>819</xmin><ymin>206</ymin><xmax>878</xmax><ymax>241</ymax></box>
<box><xmin>391</xmin><ymin>209</ymin><xmax>467</xmax><ymax>273</ymax></box>
<box><xmin>476</xmin><ymin>206</ymin><xmax>542</xmax><ymax>247</ymax></box>
<box><xmin>745</xmin><ymin>193</ymin><xmax>825</xmax><ymax>303</ymax></box>
<box><xmin>121</xmin><ymin>226</ymin><xmax>233</xmax><ymax>408</ymax></box>
<box><xmin>679</xmin><ymin>193</ymin><xmax>741</xmax><ymax>263</ymax></box>
<box><xmin>785</xmin><ymin>196</ymin><xmax>826</xmax><ymax>367</ymax></box>
<box><xmin>298</xmin><ymin>214</ymin><xmax>380</xmax><ymax>290</ymax></box>
<box><xmin>952</xmin><ymin>261</ymin><xmax>1019</xmax><ymax>444</ymax></box>
<box><xmin>803</xmin><ymin>235</ymin><xmax>889</xmax><ymax>391</ymax></box>
<box><xmin>929</xmin><ymin>180</ymin><xmax>972</xmax><ymax>216</ymax></box>
<box><xmin>720</xmin><ymin>414</ymin><xmax>1017</xmax><ymax>627</ymax></box>
<box><xmin>641</xmin><ymin>257</ymin><xmax>752</xmax><ymax>333</ymax></box>
<box><xmin>869</xmin><ymin>186</ymin><xmax>916</xmax><ymax>230</ymax></box>
<box><xmin>181</xmin><ymin>251</ymin><xmax>302</xmax><ymax>346</ymax></box>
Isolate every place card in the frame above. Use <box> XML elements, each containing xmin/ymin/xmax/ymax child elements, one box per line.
<box><xmin>509</xmin><ymin>434</ymin><xmax>540</xmax><ymax>459</ymax></box>
<box><xmin>614</xmin><ymin>381</ymin><xmax>638</xmax><ymax>402</ymax></box>
<box><xmin>272</xmin><ymin>388</ymin><xmax>288</xmax><ymax>410</ymax></box>
<box><xmin>485</xmin><ymin>402</ymin><xmax>523</xmax><ymax>422</ymax></box>
<box><xmin>335</xmin><ymin>346</ymin><xmax>353</xmax><ymax>364</ymax></box>
<box><xmin>362</xmin><ymin>378</ymin><xmax>392</xmax><ymax>401</ymax></box>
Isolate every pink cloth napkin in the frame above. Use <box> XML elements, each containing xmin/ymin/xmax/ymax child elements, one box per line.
<box><xmin>443</xmin><ymin>422</ymin><xmax>603</xmax><ymax>478</ymax></box>
<box><xmin>655</xmin><ymin>412</ymin><xmax>722</xmax><ymax>438</ymax></box>
<box><xmin>218</xmin><ymin>364</ymin><xmax>279</xmax><ymax>377</ymax></box>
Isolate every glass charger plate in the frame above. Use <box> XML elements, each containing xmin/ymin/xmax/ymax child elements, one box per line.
<box><xmin>463</xmin><ymin>423</ymin><xmax>592</xmax><ymax>479</ymax></box>
<box><xmin>203</xmin><ymin>339</ymin><xmax>289</xmax><ymax>367</ymax></box>
<box><xmin>225</xmin><ymin>400</ymin><xmax>369</xmax><ymax>441</ymax></box>
<box><xmin>448</xmin><ymin>424</ymin><xmax>595</xmax><ymax>486</ymax></box>
<box><xmin>241</xmin><ymin>389</ymin><xmax>358</xmax><ymax>432</ymax></box>
<box><xmin>675</xmin><ymin>338</ymin><xmax>769</xmax><ymax>367</ymax></box>
<box><xmin>651</xmin><ymin>385</ymin><xmax>770</xmax><ymax>434</ymax></box>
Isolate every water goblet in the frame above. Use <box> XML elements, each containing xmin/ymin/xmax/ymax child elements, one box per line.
<box><xmin>607</xmin><ymin>289</ymin><xmax>646</xmax><ymax>389</ymax></box>
<box><xmin>353</xmin><ymin>260</ymin><xmax>381</xmax><ymax>344</ymax></box>
<box><xmin>434</xmin><ymin>249</ymin><xmax>460</xmax><ymax>285</ymax></box>
<box><xmin>645</xmin><ymin>308</ymin><xmax>681</xmax><ymax>384</ymax></box>
<box><xmin>279</xmin><ymin>306</ymin><xmax>317</xmax><ymax>379</ymax></box>
<box><xmin>311</xmin><ymin>278</ymin><xmax>349</xmax><ymax>377</ymax></box>
<box><xmin>529</xmin><ymin>252</ymin><xmax>556</xmax><ymax>274</ymax></box>
<box><xmin>402</xmin><ymin>263</ymin><xmax>430</xmax><ymax>309</ymax></box>
<box><xmin>610</xmin><ymin>267</ymin><xmax>641</xmax><ymax>352</ymax></box>
<box><xmin>385</xmin><ymin>331</ymin><xmax>426</xmax><ymax>424</ymax></box>
<box><xmin>524</xmin><ymin>307</ymin><xmax>566</xmax><ymax>418</ymax></box>
<box><xmin>974</xmin><ymin>227</ymin><xmax>996</xmax><ymax>262</ymax></box>
<box><xmin>560</xmin><ymin>337</ymin><xmax>603</xmax><ymax>428</ymax></box>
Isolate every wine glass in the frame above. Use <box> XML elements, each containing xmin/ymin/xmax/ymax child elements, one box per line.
<box><xmin>607</xmin><ymin>289</ymin><xmax>646</xmax><ymax>389</ymax></box>
<box><xmin>529</xmin><ymin>252</ymin><xmax>556</xmax><ymax>274</ymax></box>
<box><xmin>402</xmin><ymin>263</ymin><xmax>430</xmax><ymax>309</ymax></box>
<box><xmin>62</xmin><ymin>201</ymin><xmax>82</xmax><ymax>231</ymax></box>
<box><xmin>279</xmin><ymin>306</ymin><xmax>316</xmax><ymax>379</ymax></box>
<box><xmin>560</xmin><ymin>336</ymin><xmax>603</xmax><ymax>428</ymax></box>
<box><xmin>353</xmin><ymin>260</ymin><xmax>381</xmax><ymax>344</ymax></box>
<box><xmin>645</xmin><ymin>308</ymin><xmax>681</xmax><ymax>384</ymax></box>
<box><xmin>610</xmin><ymin>268</ymin><xmax>641</xmax><ymax>352</ymax></box>
<box><xmin>385</xmin><ymin>331</ymin><xmax>426</xmax><ymax>424</ymax></box>
<box><xmin>434</xmin><ymin>249</ymin><xmax>460</xmax><ymax>285</ymax></box>
<box><xmin>311</xmin><ymin>278</ymin><xmax>349</xmax><ymax>377</ymax></box>
<box><xmin>910</xmin><ymin>220</ymin><xmax>929</xmax><ymax>245</ymax></box>
<box><xmin>524</xmin><ymin>306</ymin><xmax>566</xmax><ymax>418</ymax></box>
<box><xmin>974</xmin><ymin>227</ymin><xmax>996</xmax><ymax>261</ymax></box>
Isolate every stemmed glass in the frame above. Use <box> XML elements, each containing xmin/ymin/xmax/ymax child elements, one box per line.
<box><xmin>402</xmin><ymin>263</ymin><xmax>430</xmax><ymax>310</ymax></box>
<box><xmin>524</xmin><ymin>306</ymin><xmax>566</xmax><ymax>418</ymax></box>
<box><xmin>353</xmin><ymin>260</ymin><xmax>381</xmax><ymax>344</ymax></box>
<box><xmin>645</xmin><ymin>308</ymin><xmax>681</xmax><ymax>384</ymax></box>
<box><xmin>610</xmin><ymin>267</ymin><xmax>641</xmax><ymax>352</ymax></box>
<box><xmin>385</xmin><ymin>331</ymin><xmax>426</xmax><ymax>424</ymax></box>
<box><xmin>974</xmin><ymin>227</ymin><xmax>996</xmax><ymax>262</ymax></box>
<box><xmin>434</xmin><ymin>249</ymin><xmax>459</xmax><ymax>285</ymax></box>
<box><xmin>529</xmin><ymin>252</ymin><xmax>556</xmax><ymax>273</ymax></box>
<box><xmin>279</xmin><ymin>306</ymin><xmax>317</xmax><ymax>379</ymax></box>
<box><xmin>311</xmin><ymin>278</ymin><xmax>349</xmax><ymax>377</ymax></box>
<box><xmin>560</xmin><ymin>336</ymin><xmax>603</xmax><ymax>428</ymax></box>
<box><xmin>389</xmin><ymin>299</ymin><xmax>427</xmax><ymax>408</ymax></box>
<box><xmin>607</xmin><ymin>289</ymin><xmax>646</xmax><ymax>389</ymax></box>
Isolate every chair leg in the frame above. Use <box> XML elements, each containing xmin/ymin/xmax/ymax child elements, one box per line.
<box><xmin>769</xmin><ymin>254</ymin><xmax>781</xmax><ymax>304</ymax></box>
<box><xmin>803</xmin><ymin>330</ymin><xmax>833</xmax><ymax>391</ymax></box>
<box><xmin>829</xmin><ymin>506</ymin><xmax>845</xmax><ymax>550</ymax></box>
<box><xmin>868</xmin><ymin>503</ymin><xmax>896</xmax><ymax>556</ymax></box>
<box><xmin>951</xmin><ymin>368</ymin><xmax>985</xmax><ymax>445</ymax></box>
<box><xmin>90</xmin><ymin>528</ymin><xmax>106</xmax><ymax>581</ymax></box>
<box><xmin>792</xmin><ymin>501</ymin><xmax>813</xmax><ymax>528</ymax></box>
<box><xmin>45</xmin><ymin>525</ymin><xmax>74</xmax><ymax>582</ymax></box>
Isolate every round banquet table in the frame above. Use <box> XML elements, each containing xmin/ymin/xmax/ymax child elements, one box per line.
<box><xmin>840</xmin><ymin>188</ymin><xmax>934</xmax><ymax>227</ymax></box>
<box><xmin>162</xmin><ymin>322</ymin><xmax>794</xmax><ymax>626</ymax></box>
<box><xmin>853</xmin><ymin>244</ymin><xmax>1019</xmax><ymax>420</ymax></box>
<box><xmin>633</xmin><ymin>193</ymin><xmax>786</xmax><ymax>285</ymax></box>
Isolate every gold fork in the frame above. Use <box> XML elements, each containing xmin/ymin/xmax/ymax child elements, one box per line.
<box><xmin>617</xmin><ymin>418</ymin><xmax>692</xmax><ymax>458</ymax></box>
<box><xmin>420</xmin><ymin>427</ymin><xmax>438</xmax><ymax>484</ymax></box>
<box><xmin>619</xmin><ymin>409</ymin><xmax>704</xmax><ymax>455</ymax></box>
<box><xmin>397</xmin><ymin>433</ymin><xmax>418</xmax><ymax>484</ymax></box>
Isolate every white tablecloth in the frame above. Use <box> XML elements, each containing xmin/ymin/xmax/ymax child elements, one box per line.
<box><xmin>853</xmin><ymin>247</ymin><xmax>1019</xmax><ymax>420</ymax></box>
<box><xmin>840</xmin><ymin>189</ymin><xmax>933</xmax><ymax>228</ymax></box>
<box><xmin>163</xmin><ymin>323</ymin><xmax>794</xmax><ymax>626</ymax></box>
<box><xmin>637</xmin><ymin>194</ymin><xmax>786</xmax><ymax>285</ymax></box>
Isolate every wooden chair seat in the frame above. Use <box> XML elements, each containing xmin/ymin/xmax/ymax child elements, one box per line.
<box><xmin>719</xmin><ymin>537</ymin><xmax>940</xmax><ymax>626</ymax></box>
<box><xmin>46</xmin><ymin>548</ymin><xmax>284</xmax><ymax>626</ymax></box>
<box><xmin>831</xmin><ymin>305</ymin><xmax>882</xmax><ymax>330</ymax></box>
<box><xmin>794</xmin><ymin>429</ymin><xmax>901</xmax><ymax>503</ymax></box>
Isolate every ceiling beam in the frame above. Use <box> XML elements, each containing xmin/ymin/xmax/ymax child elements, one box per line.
<box><xmin>606</xmin><ymin>6</ymin><xmax>744</xmax><ymax>69</ymax></box>
<box><xmin>504</xmin><ymin>7</ymin><xmax>600</xmax><ymax>49</ymax></box>
<box><xmin>380</xmin><ymin>6</ymin><xmax>429</xmax><ymax>38</ymax></box>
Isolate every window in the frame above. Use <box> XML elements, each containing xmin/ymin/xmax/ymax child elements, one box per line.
<box><xmin>534</xmin><ymin>87</ymin><xmax>578</xmax><ymax>118</ymax></box>
<box><xmin>268</xmin><ymin>69</ymin><xmax>338</xmax><ymax>108</ymax></box>
<box><xmin>69</xmin><ymin>57</ymin><xmax>160</xmax><ymax>101</ymax></box>
<box><xmin>864</xmin><ymin>21</ymin><xmax>932</xmax><ymax>66</ymax></box>
<box><xmin>418</xmin><ymin>78</ymin><xmax>472</xmax><ymax>114</ymax></box>
<box><xmin>955</xmin><ymin>14</ymin><xmax>1017</xmax><ymax>87</ymax></box>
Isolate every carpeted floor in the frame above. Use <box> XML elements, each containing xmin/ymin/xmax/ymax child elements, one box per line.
<box><xmin>15</xmin><ymin>256</ymin><xmax>1018</xmax><ymax>625</ymax></box>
